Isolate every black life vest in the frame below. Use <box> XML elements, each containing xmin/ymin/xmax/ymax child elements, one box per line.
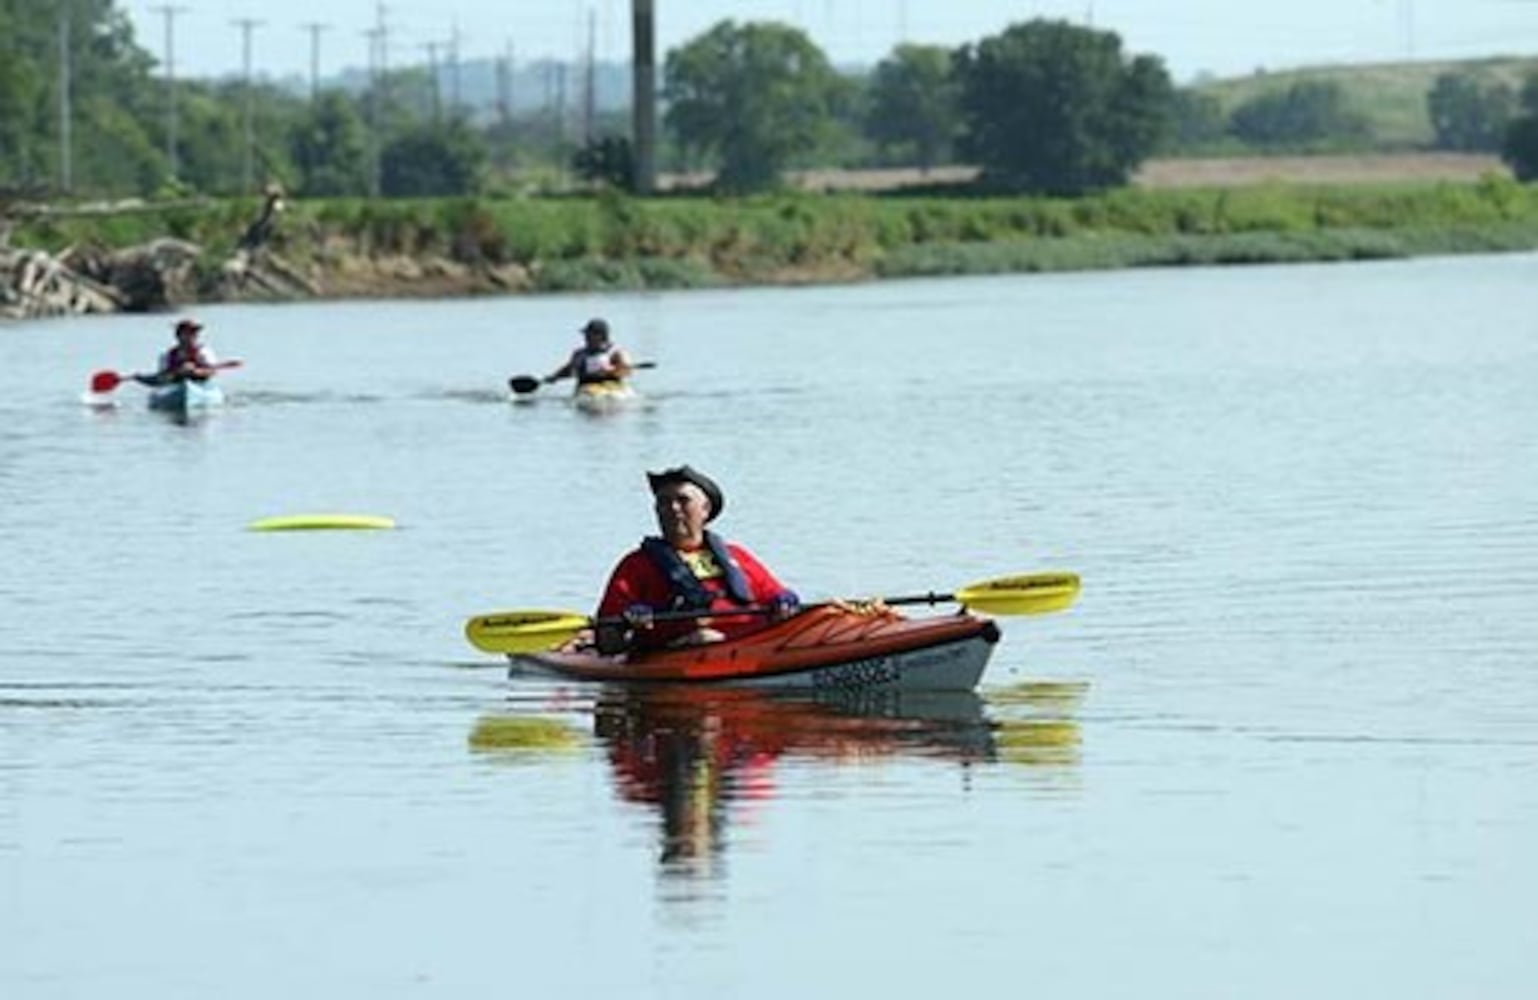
<box><xmin>573</xmin><ymin>346</ymin><xmax>622</xmax><ymax>385</ymax></box>
<box><xmin>640</xmin><ymin>532</ymin><xmax>754</xmax><ymax>610</ymax></box>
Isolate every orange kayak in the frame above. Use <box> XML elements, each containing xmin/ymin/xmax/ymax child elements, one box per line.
<box><xmin>509</xmin><ymin>605</ymin><xmax>1001</xmax><ymax>691</ymax></box>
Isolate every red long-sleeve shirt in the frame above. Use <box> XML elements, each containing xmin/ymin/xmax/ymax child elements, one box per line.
<box><xmin>597</xmin><ymin>540</ymin><xmax>793</xmax><ymax>648</ymax></box>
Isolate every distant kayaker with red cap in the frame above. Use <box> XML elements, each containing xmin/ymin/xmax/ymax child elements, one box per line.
<box><xmin>544</xmin><ymin>317</ymin><xmax>634</xmax><ymax>388</ymax></box>
<box><xmin>140</xmin><ymin>317</ymin><xmax>220</xmax><ymax>385</ymax></box>
<box><xmin>595</xmin><ymin>466</ymin><xmax>799</xmax><ymax>654</ymax></box>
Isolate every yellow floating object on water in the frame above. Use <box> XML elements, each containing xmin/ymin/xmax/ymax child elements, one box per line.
<box><xmin>247</xmin><ymin>513</ymin><xmax>397</xmax><ymax>532</ymax></box>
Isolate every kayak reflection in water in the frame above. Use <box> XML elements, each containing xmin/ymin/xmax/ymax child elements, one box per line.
<box><xmin>593</xmin><ymin>686</ymin><xmax>1000</xmax><ymax>876</ymax></box>
<box><xmin>593</xmin><ymin>466</ymin><xmax>799</xmax><ymax>655</ymax></box>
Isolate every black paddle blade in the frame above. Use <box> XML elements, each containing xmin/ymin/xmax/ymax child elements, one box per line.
<box><xmin>508</xmin><ymin>375</ymin><xmax>541</xmax><ymax>395</ymax></box>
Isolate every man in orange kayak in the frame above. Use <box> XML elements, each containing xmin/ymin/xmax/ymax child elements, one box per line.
<box><xmin>595</xmin><ymin>466</ymin><xmax>799</xmax><ymax>654</ymax></box>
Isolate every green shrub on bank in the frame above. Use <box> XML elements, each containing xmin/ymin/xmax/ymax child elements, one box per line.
<box><xmin>11</xmin><ymin>179</ymin><xmax>1538</xmax><ymax>290</ymax></box>
<box><xmin>532</xmin><ymin>255</ymin><xmax>721</xmax><ymax>292</ymax></box>
<box><xmin>874</xmin><ymin>221</ymin><xmax>1538</xmax><ymax>277</ymax></box>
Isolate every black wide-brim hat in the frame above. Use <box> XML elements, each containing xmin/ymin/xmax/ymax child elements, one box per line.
<box><xmin>647</xmin><ymin>465</ymin><xmax>724</xmax><ymax>522</ymax></box>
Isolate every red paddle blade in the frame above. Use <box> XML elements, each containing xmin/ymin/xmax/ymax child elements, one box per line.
<box><xmin>89</xmin><ymin>370</ymin><xmax>122</xmax><ymax>393</ymax></box>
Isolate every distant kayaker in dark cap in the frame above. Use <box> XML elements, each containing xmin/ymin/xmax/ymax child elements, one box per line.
<box><xmin>544</xmin><ymin>317</ymin><xmax>634</xmax><ymax>388</ymax></box>
<box><xmin>594</xmin><ymin>466</ymin><xmax>799</xmax><ymax>654</ymax></box>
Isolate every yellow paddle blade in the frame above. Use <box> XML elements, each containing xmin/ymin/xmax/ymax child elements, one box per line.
<box><xmin>953</xmin><ymin>571</ymin><xmax>1081</xmax><ymax>615</ymax></box>
<box><xmin>248</xmin><ymin>513</ymin><xmax>396</xmax><ymax>532</ymax></box>
<box><xmin>468</xmin><ymin>715</ymin><xmax>584</xmax><ymax>753</ymax></box>
<box><xmin>465</xmin><ymin>609</ymin><xmax>591</xmax><ymax>654</ymax></box>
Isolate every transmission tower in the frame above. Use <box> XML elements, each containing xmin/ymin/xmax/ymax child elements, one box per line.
<box><xmin>301</xmin><ymin>22</ymin><xmax>330</xmax><ymax>101</ymax></box>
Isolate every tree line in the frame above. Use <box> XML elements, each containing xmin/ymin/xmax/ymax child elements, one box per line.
<box><xmin>5</xmin><ymin>4</ymin><xmax>1538</xmax><ymax>201</ymax></box>
<box><xmin>1175</xmin><ymin>67</ymin><xmax>1537</xmax><ymax>171</ymax></box>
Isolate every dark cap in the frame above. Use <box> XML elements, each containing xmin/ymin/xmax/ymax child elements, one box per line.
<box><xmin>174</xmin><ymin>318</ymin><xmax>203</xmax><ymax>335</ymax></box>
<box><xmin>647</xmin><ymin>465</ymin><xmax>724</xmax><ymax>522</ymax></box>
<box><xmin>580</xmin><ymin>318</ymin><xmax>610</xmax><ymax>338</ymax></box>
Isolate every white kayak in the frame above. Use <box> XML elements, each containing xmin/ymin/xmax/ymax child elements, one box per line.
<box><xmin>148</xmin><ymin>379</ymin><xmax>225</xmax><ymax>413</ymax></box>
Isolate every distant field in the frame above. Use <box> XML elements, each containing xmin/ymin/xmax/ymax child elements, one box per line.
<box><xmin>1192</xmin><ymin>56</ymin><xmax>1538</xmax><ymax>147</ymax></box>
<box><xmin>730</xmin><ymin>152</ymin><xmax>1507</xmax><ymax>194</ymax></box>
<box><xmin>1134</xmin><ymin>152</ymin><xmax>1507</xmax><ymax>187</ymax></box>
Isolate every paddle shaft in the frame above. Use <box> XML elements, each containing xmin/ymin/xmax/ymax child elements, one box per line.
<box><xmin>510</xmin><ymin>362</ymin><xmax>656</xmax><ymax>395</ymax></box>
<box><xmin>465</xmin><ymin>571</ymin><xmax>1080</xmax><ymax>654</ymax></box>
<box><xmin>95</xmin><ymin>360</ymin><xmax>242</xmax><ymax>393</ymax></box>
<box><xmin>540</xmin><ymin>590</ymin><xmax>966</xmax><ymax>630</ymax></box>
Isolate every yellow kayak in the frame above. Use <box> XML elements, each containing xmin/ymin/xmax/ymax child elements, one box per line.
<box><xmin>572</xmin><ymin>381</ymin><xmax>638</xmax><ymax>413</ymax></box>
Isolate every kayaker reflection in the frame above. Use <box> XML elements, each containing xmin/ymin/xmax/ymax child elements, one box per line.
<box><xmin>596</xmin><ymin>691</ymin><xmax>782</xmax><ymax>873</ymax></box>
<box><xmin>543</xmin><ymin>317</ymin><xmax>634</xmax><ymax>388</ymax></box>
<box><xmin>136</xmin><ymin>318</ymin><xmax>219</xmax><ymax>386</ymax></box>
<box><xmin>591</xmin><ymin>466</ymin><xmax>800</xmax><ymax>655</ymax></box>
<box><xmin>592</xmin><ymin>688</ymin><xmax>1002</xmax><ymax>875</ymax></box>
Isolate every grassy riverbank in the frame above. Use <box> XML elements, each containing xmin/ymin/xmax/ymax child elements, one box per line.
<box><xmin>12</xmin><ymin>175</ymin><xmax>1538</xmax><ymax>303</ymax></box>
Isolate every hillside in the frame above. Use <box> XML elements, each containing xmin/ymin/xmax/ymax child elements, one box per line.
<box><xmin>1192</xmin><ymin>56</ymin><xmax>1538</xmax><ymax>149</ymax></box>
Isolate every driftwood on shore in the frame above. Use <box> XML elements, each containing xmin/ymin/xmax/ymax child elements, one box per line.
<box><xmin>216</xmin><ymin>245</ymin><xmax>321</xmax><ymax>300</ymax></box>
<box><xmin>2</xmin><ymin>189</ymin><xmax>316</xmax><ymax>320</ymax></box>
<box><xmin>0</xmin><ymin>244</ymin><xmax>126</xmax><ymax>319</ymax></box>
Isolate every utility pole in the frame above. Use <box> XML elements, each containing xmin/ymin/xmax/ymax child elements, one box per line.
<box><xmin>583</xmin><ymin>7</ymin><xmax>597</xmax><ymax>145</ymax></box>
<box><xmin>233</xmin><ymin>18</ymin><xmax>264</xmax><ymax>194</ymax></box>
<box><xmin>631</xmin><ymin>0</ymin><xmax>656</xmax><ymax>194</ymax></box>
<box><xmin>447</xmin><ymin>24</ymin><xmax>462</xmax><ymax>117</ymax></box>
<box><xmin>422</xmin><ymin>41</ymin><xmax>442</xmax><ymax>122</ymax></box>
<box><xmin>300</xmin><ymin>22</ymin><xmax>329</xmax><ymax>101</ymax></box>
<box><xmin>556</xmin><ymin>62</ymin><xmax>569</xmax><ymax>146</ymax></box>
<box><xmin>495</xmin><ymin>40</ymin><xmax>514</xmax><ymax>131</ymax></box>
<box><xmin>151</xmin><ymin>4</ymin><xmax>188</xmax><ymax>180</ymax></box>
<box><xmin>58</xmin><ymin>9</ymin><xmax>73</xmax><ymax>192</ymax></box>
<box><xmin>364</xmin><ymin>25</ymin><xmax>383</xmax><ymax>197</ymax></box>
<box><xmin>374</xmin><ymin>2</ymin><xmax>391</xmax><ymax>102</ymax></box>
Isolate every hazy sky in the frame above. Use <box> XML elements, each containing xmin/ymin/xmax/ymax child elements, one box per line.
<box><xmin>119</xmin><ymin>0</ymin><xmax>1538</xmax><ymax>85</ymax></box>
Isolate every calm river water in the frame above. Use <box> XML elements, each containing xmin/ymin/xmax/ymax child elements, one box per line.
<box><xmin>4</xmin><ymin>255</ymin><xmax>1537</xmax><ymax>998</ymax></box>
